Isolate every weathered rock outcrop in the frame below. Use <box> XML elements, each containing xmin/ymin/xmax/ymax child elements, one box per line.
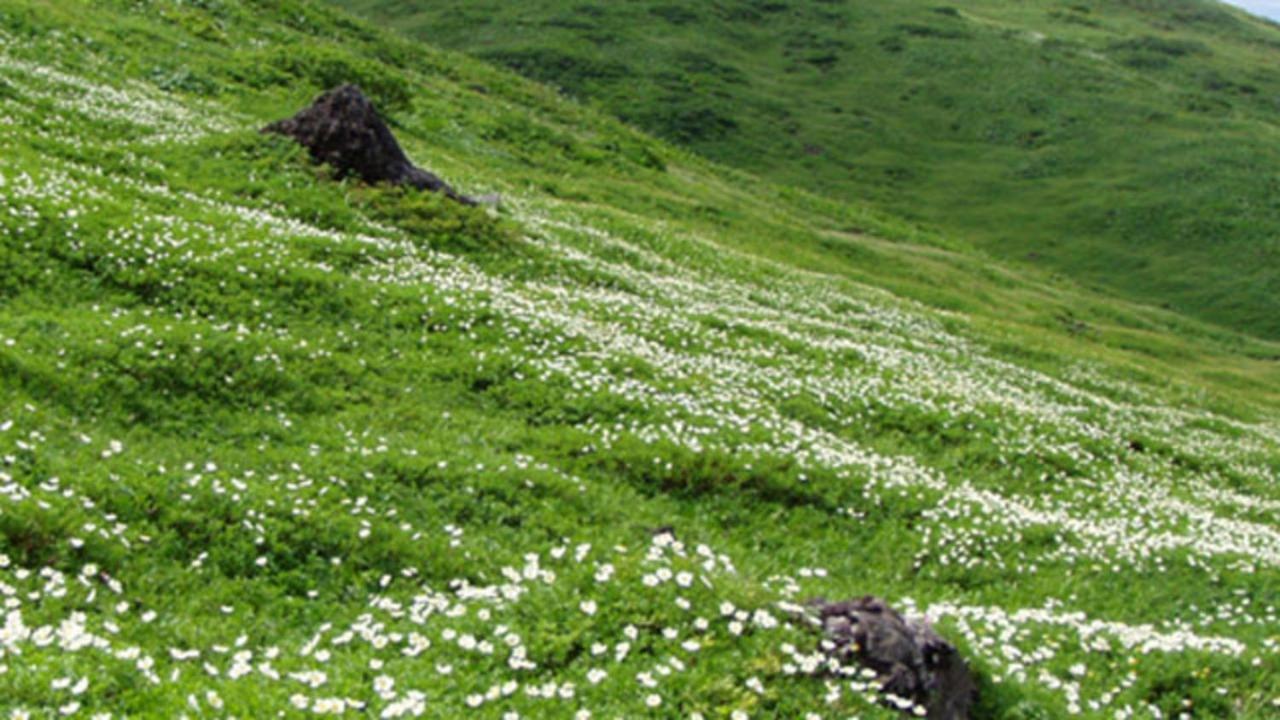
<box><xmin>264</xmin><ymin>84</ymin><xmax>474</xmax><ymax>205</ymax></box>
<box><xmin>808</xmin><ymin>596</ymin><xmax>976</xmax><ymax>720</ymax></box>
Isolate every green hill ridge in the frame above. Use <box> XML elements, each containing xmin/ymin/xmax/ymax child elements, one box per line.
<box><xmin>0</xmin><ymin>0</ymin><xmax>1278</xmax><ymax>717</ymax></box>
<box><xmin>336</xmin><ymin>0</ymin><xmax>1280</xmax><ymax>339</ymax></box>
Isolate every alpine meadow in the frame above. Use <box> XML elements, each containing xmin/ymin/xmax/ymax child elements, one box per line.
<box><xmin>0</xmin><ymin>1</ymin><xmax>1278</xmax><ymax>719</ymax></box>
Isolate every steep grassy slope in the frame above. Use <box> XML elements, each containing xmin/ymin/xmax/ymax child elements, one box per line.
<box><xmin>334</xmin><ymin>0</ymin><xmax>1280</xmax><ymax>339</ymax></box>
<box><xmin>1</xmin><ymin>0</ymin><xmax>1279</xmax><ymax>717</ymax></box>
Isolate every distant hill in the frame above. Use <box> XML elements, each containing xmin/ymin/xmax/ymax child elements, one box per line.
<box><xmin>334</xmin><ymin>0</ymin><xmax>1280</xmax><ymax>338</ymax></box>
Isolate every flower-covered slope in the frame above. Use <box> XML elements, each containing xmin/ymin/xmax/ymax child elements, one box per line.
<box><xmin>0</xmin><ymin>2</ymin><xmax>1278</xmax><ymax>718</ymax></box>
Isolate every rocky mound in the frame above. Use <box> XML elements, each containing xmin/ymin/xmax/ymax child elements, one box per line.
<box><xmin>808</xmin><ymin>596</ymin><xmax>976</xmax><ymax>720</ymax></box>
<box><xmin>264</xmin><ymin>84</ymin><xmax>474</xmax><ymax>205</ymax></box>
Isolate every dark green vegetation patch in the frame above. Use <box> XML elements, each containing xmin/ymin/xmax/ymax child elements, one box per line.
<box><xmin>336</xmin><ymin>0</ymin><xmax>1280</xmax><ymax>339</ymax></box>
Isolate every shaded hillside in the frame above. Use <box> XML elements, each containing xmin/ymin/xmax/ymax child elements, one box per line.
<box><xmin>1</xmin><ymin>0</ymin><xmax>1279</xmax><ymax>717</ymax></box>
<box><xmin>336</xmin><ymin>0</ymin><xmax>1280</xmax><ymax>338</ymax></box>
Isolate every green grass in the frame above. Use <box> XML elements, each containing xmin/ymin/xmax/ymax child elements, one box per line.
<box><xmin>334</xmin><ymin>0</ymin><xmax>1280</xmax><ymax>339</ymax></box>
<box><xmin>0</xmin><ymin>0</ymin><xmax>1278</xmax><ymax>717</ymax></box>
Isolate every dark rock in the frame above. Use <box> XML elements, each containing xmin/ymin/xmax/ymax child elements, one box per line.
<box><xmin>650</xmin><ymin>525</ymin><xmax>677</xmax><ymax>539</ymax></box>
<box><xmin>807</xmin><ymin>596</ymin><xmax>976</xmax><ymax>720</ymax></box>
<box><xmin>264</xmin><ymin>84</ymin><xmax>474</xmax><ymax>205</ymax></box>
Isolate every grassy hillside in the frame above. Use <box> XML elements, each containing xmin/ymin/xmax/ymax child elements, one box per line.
<box><xmin>1</xmin><ymin>0</ymin><xmax>1279</xmax><ymax>717</ymax></box>
<box><xmin>334</xmin><ymin>0</ymin><xmax>1280</xmax><ymax>340</ymax></box>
